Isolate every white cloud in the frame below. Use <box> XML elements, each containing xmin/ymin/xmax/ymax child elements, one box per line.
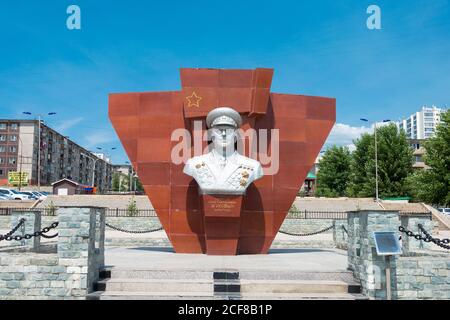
<box><xmin>54</xmin><ymin>117</ymin><xmax>83</xmax><ymax>133</ymax></box>
<box><xmin>325</xmin><ymin>123</ymin><xmax>371</xmax><ymax>146</ymax></box>
<box><xmin>324</xmin><ymin>121</ymin><xmax>395</xmax><ymax>151</ymax></box>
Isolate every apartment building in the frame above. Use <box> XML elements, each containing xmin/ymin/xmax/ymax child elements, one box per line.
<box><xmin>397</xmin><ymin>105</ymin><xmax>445</xmax><ymax>140</ymax></box>
<box><xmin>0</xmin><ymin>120</ymin><xmax>112</xmax><ymax>192</ymax></box>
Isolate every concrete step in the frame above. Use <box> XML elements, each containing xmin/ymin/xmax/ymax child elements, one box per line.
<box><xmin>86</xmin><ymin>291</ymin><xmax>367</xmax><ymax>300</ymax></box>
<box><xmin>103</xmin><ymin>268</ymin><xmax>213</xmax><ymax>280</ymax></box>
<box><xmin>87</xmin><ymin>291</ymin><xmax>214</xmax><ymax>300</ymax></box>
<box><xmin>240</xmin><ymin>292</ymin><xmax>369</xmax><ymax>300</ymax></box>
<box><xmin>96</xmin><ymin>278</ymin><xmax>213</xmax><ymax>293</ymax></box>
<box><xmin>102</xmin><ymin>268</ymin><xmax>357</xmax><ymax>281</ymax></box>
<box><xmin>240</xmin><ymin>280</ymin><xmax>350</xmax><ymax>294</ymax></box>
<box><xmin>239</xmin><ymin>270</ymin><xmax>356</xmax><ymax>282</ymax></box>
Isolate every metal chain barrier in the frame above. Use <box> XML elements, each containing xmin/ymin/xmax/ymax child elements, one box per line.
<box><xmin>105</xmin><ymin>222</ymin><xmax>163</xmax><ymax>234</ymax></box>
<box><xmin>278</xmin><ymin>224</ymin><xmax>335</xmax><ymax>237</ymax></box>
<box><xmin>399</xmin><ymin>225</ymin><xmax>450</xmax><ymax>250</ymax></box>
<box><xmin>0</xmin><ymin>218</ymin><xmax>26</xmax><ymax>241</ymax></box>
<box><xmin>0</xmin><ymin>222</ymin><xmax>59</xmax><ymax>242</ymax></box>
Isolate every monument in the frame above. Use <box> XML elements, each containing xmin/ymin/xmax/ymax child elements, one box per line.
<box><xmin>109</xmin><ymin>68</ymin><xmax>335</xmax><ymax>255</ymax></box>
<box><xmin>183</xmin><ymin>107</ymin><xmax>264</xmax><ymax>195</ymax></box>
<box><xmin>183</xmin><ymin>107</ymin><xmax>264</xmax><ymax>254</ymax></box>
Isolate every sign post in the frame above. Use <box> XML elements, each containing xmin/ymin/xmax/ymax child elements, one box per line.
<box><xmin>8</xmin><ymin>172</ymin><xmax>29</xmax><ymax>187</ymax></box>
<box><xmin>373</xmin><ymin>232</ymin><xmax>402</xmax><ymax>300</ymax></box>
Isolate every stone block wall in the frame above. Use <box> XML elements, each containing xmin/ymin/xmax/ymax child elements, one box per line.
<box><xmin>347</xmin><ymin>212</ymin><xmax>361</xmax><ymax>276</ymax></box>
<box><xmin>0</xmin><ymin>252</ymin><xmax>69</xmax><ymax>300</ymax></box>
<box><xmin>357</xmin><ymin>211</ymin><xmax>400</xmax><ymax>300</ymax></box>
<box><xmin>0</xmin><ymin>207</ymin><xmax>105</xmax><ymax>300</ymax></box>
<box><xmin>400</xmin><ymin>214</ymin><xmax>434</xmax><ymax>253</ymax></box>
<box><xmin>281</xmin><ymin>219</ymin><xmax>336</xmax><ymax>234</ymax></box>
<box><xmin>392</xmin><ymin>253</ymin><xmax>450</xmax><ymax>300</ymax></box>
<box><xmin>333</xmin><ymin>220</ymin><xmax>348</xmax><ymax>250</ymax></box>
<box><xmin>347</xmin><ymin>210</ymin><xmax>450</xmax><ymax>300</ymax></box>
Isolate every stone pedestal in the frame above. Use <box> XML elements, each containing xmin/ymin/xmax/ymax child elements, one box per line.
<box><xmin>201</xmin><ymin>194</ymin><xmax>243</xmax><ymax>255</ymax></box>
<box><xmin>400</xmin><ymin>214</ymin><xmax>434</xmax><ymax>253</ymax></box>
<box><xmin>11</xmin><ymin>211</ymin><xmax>41</xmax><ymax>250</ymax></box>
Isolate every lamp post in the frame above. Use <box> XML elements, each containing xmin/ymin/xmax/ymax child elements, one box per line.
<box><xmin>360</xmin><ymin>118</ymin><xmax>391</xmax><ymax>201</ymax></box>
<box><xmin>23</xmin><ymin>112</ymin><xmax>56</xmax><ymax>190</ymax></box>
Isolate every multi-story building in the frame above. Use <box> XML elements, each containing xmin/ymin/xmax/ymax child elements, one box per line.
<box><xmin>408</xmin><ymin>139</ymin><xmax>429</xmax><ymax>170</ymax></box>
<box><xmin>398</xmin><ymin>105</ymin><xmax>445</xmax><ymax>140</ymax></box>
<box><xmin>0</xmin><ymin>120</ymin><xmax>113</xmax><ymax>192</ymax></box>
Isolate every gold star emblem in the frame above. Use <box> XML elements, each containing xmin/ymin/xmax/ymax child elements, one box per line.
<box><xmin>242</xmin><ymin>171</ymin><xmax>249</xmax><ymax>178</ymax></box>
<box><xmin>240</xmin><ymin>179</ymin><xmax>247</xmax><ymax>187</ymax></box>
<box><xmin>186</xmin><ymin>91</ymin><xmax>202</xmax><ymax>108</ymax></box>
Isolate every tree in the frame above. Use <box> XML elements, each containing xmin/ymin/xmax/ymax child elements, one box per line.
<box><xmin>316</xmin><ymin>146</ymin><xmax>352</xmax><ymax>197</ymax></box>
<box><xmin>348</xmin><ymin>123</ymin><xmax>414</xmax><ymax>198</ymax></box>
<box><xmin>407</xmin><ymin>110</ymin><xmax>450</xmax><ymax>206</ymax></box>
<box><xmin>347</xmin><ymin>133</ymin><xmax>373</xmax><ymax>197</ymax></box>
<box><xmin>112</xmin><ymin>172</ymin><xmax>129</xmax><ymax>192</ymax></box>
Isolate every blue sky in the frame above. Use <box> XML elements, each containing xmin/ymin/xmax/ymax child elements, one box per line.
<box><xmin>0</xmin><ymin>0</ymin><xmax>449</xmax><ymax>163</ymax></box>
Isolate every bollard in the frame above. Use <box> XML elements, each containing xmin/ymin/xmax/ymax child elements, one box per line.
<box><xmin>400</xmin><ymin>214</ymin><xmax>434</xmax><ymax>253</ymax></box>
<box><xmin>11</xmin><ymin>211</ymin><xmax>42</xmax><ymax>251</ymax></box>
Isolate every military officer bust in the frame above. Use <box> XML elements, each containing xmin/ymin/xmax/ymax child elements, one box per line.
<box><xmin>183</xmin><ymin>107</ymin><xmax>264</xmax><ymax>195</ymax></box>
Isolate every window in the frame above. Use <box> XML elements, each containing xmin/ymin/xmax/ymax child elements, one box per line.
<box><xmin>0</xmin><ymin>169</ymin><xmax>3</xmax><ymax>176</ymax></box>
<box><xmin>415</xmin><ymin>156</ymin><xmax>422</xmax><ymax>162</ymax></box>
<box><xmin>9</xmin><ymin>146</ymin><xmax>17</xmax><ymax>153</ymax></box>
<box><xmin>9</xmin><ymin>135</ymin><xmax>17</xmax><ymax>142</ymax></box>
<box><xmin>0</xmin><ymin>135</ymin><xmax>5</xmax><ymax>141</ymax></box>
<box><xmin>8</xmin><ymin>157</ymin><xmax>16</xmax><ymax>165</ymax></box>
<box><xmin>0</xmin><ymin>123</ymin><xmax>6</xmax><ymax>130</ymax></box>
<box><xmin>0</xmin><ymin>146</ymin><xmax>5</xmax><ymax>152</ymax></box>
<box><xmin>10</xmin><ymin>123</ymin><xmax>18</xmax><ymax>130</ymax></box>
<box><xmin>0</xmin><ymin>158</ymin><xmax>4</xmax><ymax>164</ymax></box>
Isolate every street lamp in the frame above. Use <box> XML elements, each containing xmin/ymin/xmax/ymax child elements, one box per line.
<box><xmin>360</xmin><ymin>118</ymin><xmax>391</xmax><ymax>201</ymax></box>
<box><xmin>23</xmin><ymin>112</ymin><xmax>57</xmax><ymax>190</ymax></box>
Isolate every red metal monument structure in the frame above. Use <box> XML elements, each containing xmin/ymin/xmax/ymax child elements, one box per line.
<box><xmin>109</xmin><ymin>68</ymin><xmax>335</xmax><ymax>255</ymax></box>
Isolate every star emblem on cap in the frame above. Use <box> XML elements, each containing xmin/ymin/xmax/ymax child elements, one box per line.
<box><xmin>186</xmin><ymin>91</ymin><xmax>202</xmax><ymax>108</ymax></box>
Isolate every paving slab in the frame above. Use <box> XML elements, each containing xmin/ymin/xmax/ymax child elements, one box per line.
<box><xmin>105</xmin><ymin>246</ymin><xmax>349</xmax><ymax>272</ymax></box>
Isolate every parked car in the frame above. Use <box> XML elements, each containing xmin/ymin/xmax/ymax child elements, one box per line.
<box><xmin>0</xmin><ymin>194</ymin><xmax>10</xmax><ymax>201</ymax></box>
<box><xmin>0</xmin><ymin>188</ymin><xmax>30</xmax><ymax>200</ymax></box>
<box><xmin>438</xmin><ymin>208</ymin><xmax>450</xmax><ymax>215</ymax></box>
<box><xmin>18</xmin><ymin>191</ymin><xmax>39</xmax><ymax>200</ymax></box>
<box><xmin>31</xmin><ymin>191</ymin><xmax>48</xmax><ymax>200</ymax></box>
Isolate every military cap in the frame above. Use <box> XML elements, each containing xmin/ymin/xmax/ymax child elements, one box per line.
<box><xmin>206</xmin><ymin>107</ymin><xmax>242</xmax><ymax>129</ymax></box>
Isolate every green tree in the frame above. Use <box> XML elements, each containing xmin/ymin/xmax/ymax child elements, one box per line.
<box><xmin>348</xmin><ymin>123</ymin><xmax>413</xmax><ymax>198</ymax></box>
<box><xmin>407</xmin><ymin>110</ymin><xmax>450</xmax><ymax>206</ymax></box>
<box><xmin>347</xmin><ymin>133</ymin><xmax>373</xmax><ymax>197</ymax></box>
<box><xmin>316</xmin><ymin>146</ymin><xmax>352</xmax><ymax>197</ymax></box>
<box><xmin>112</xmin><ymin>172</ymin><xmax>130</xmax><ymax>192</ymax></box>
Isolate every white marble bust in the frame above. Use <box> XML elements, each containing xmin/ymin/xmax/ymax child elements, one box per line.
<box><xmin>183</xmin><ymin>107</ymin><xmax>263</xmax><ymax>195</ymax></box>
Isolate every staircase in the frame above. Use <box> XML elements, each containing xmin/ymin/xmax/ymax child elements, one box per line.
<box><xmin>87</xmin><ymin>268</ymin><xmax>367</xmax><ymax>300</ymax></box>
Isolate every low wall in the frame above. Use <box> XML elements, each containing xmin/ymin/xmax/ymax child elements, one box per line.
<box><xmin>0</xmin><ymin>248</ymin><xmax>81</xmax><ymax>300</ymax></box>
<box><xmin>0</xmin><ymin>207</ymin><xmax>105</xmax><ymax>300</ymax></box>
<box><xmin>0</xmin><ymin>216</ymin><xmax>58</xmax><ymax>230</ymax></box>
<box><xmin>393</xmin><ymin>253</ymin><xmax>450</xmax><ymax>300</ymax></box>
<box><xmin>281</xmin><ymin>219</ymin><xmax>335</xmax><ymax>234</ymax></box>
<box><xmin>347</xmin><ymin>210</ymin><xmax>450</xmax><ymax>300</ymax></box>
